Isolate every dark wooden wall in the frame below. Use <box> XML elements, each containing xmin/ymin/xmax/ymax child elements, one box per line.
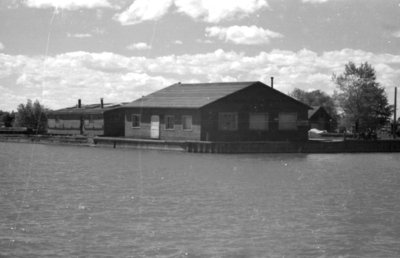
<box><xmin>103</xmin><ymin>108</ymin><xmax>125</xmax><ymax>136</ymax></box>
<box><xmin>201</xmin><ymin>84</ymin><xmax>309</xmax><ymax>142</ymax></box>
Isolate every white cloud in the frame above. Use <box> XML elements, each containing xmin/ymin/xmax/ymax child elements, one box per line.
<box><xmin>67</xmin><ymin>33</ymin><xmax>92</xmax><ymax>38</ymax></box>
<box><xmin>302</xmin><ymin>0</ymin><xmax>330</xmax><ymax>3</ymax></box>
<box><xmin>115</xmin><ymin>0</ymin><xmax>268</xmax><ymax>25</ymax></box>
<box><xmin>24</xmin><ymin>0</ymin><xmax>114</xmax><ymax>10</ymax></box>
<box><xmin>205</xmin><ymin>25</ymin><xmax>283</xmax><ymax>45</ymax></box>
<box><xmin>115</xmin><ymin>0</ymin><xmax>174</xmax><ymax>25</ymax></box>
<box><xmin>126</xmin><ymin>42</ymin><xmax>152</xmax><ymax>50</ymax></box>
<box><xmin>392</xmin><ymin>30</ymin><xmax>400</xmax><ymax>38</ymax></box>
<box><xmin>174</xmin><ymin>0</ymin><xmax>268</xmax><ymax>23</ymax></box>
<box><xmin>1</xmin><ymin>48</ymin><xmax>400</xmax><ymax>111</ymax></box>
<box><xmin>174</xmin><ymin>40</ymin><xmax>183</xmax><ymax>45</ymax></box>
<box><xmin>0</xmin><ymin>42</ymin><xmax>4</xmax><ymax>50</ymax></box>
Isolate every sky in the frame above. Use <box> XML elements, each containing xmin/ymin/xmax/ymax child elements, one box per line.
<box><xmin>1</xmin><ymin>0</ymin><xmax>400</xmax><ymax>111</ymax></box>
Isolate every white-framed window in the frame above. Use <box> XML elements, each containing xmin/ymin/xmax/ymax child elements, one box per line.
<box><xmin>218</xmin><ymin>112</ymin><xmax>238</xmax><ymax>131</ymax></box>
<box><xmin>182</xmin><ymin>115</ymin><xmax>192</xmax><ymax>131</ymax></box>
<box><xmin>132</xmin><ymin>114</ymin><xmax>141</xmax><ymax>128</ymax></box>
<box><xmin>165</xmin><ymin>115</ymin><xmax>175</xmax><ymax>130</ymax></box>
<box><xmin>278</xmin><ymin>112</ymin><xmax>297</xmax><ymax>130</ymax></box>
<box><xmin>249</xmin><ymin>113</ymin><xmax>269</xmax><ymax>131</ymax></box>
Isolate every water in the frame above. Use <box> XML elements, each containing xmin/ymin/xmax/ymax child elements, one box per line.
<box><xmin>1</xmin><ymin>142</ymin><xmax>400</xmax><ymax>257</ymax></box>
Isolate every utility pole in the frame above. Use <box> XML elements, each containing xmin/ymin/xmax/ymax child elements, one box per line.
<box><xmin>394</xmin><ymin>87</ymin><xmax>397</xmax><ymax>139</ymax></box>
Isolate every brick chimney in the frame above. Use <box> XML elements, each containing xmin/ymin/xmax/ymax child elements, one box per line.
<box><xmin>78</xmin><ymin>99</ymin><xmax>81</xmax><ymax>108</ymax></box>
<box><xmin>100</xmin><ymin>98</ymin><xmax>104</xmax><ymax>109</ymax></box>
<box><xmin>271</xmin><ymin>77</ymin><xmax>274</xmax><ymax>89</ymax></box>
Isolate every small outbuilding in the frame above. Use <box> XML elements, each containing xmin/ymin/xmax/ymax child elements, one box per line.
<box><xmin>104</xmin><ymin>81</ymin><xmax>311</xmax><ymax>142</ymax></box>
<box><xmin>47</xmin><ymin>99</ymin><xmax>122</xmax><ymax>137</ymax></box>
<box><xmin>308</xmin><ymin>106</ymin><xmax>332</xmax><ymax>132</ymax></box>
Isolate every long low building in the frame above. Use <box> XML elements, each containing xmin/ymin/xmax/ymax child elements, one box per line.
<box><xmin>104</xmin><ymin>81</ymin><xmax>311</xmax><ymax>142</ymax></box>
<box><xmin>47</xmin><ymin>99</ymin><xmax>123</xmax><ymax>137</ymax></box>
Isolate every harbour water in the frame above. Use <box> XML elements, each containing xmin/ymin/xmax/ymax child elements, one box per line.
<box><xmin>1</xmin><ymin>142</ymin><xmax>400</xmax><ymax>257</ymax></box>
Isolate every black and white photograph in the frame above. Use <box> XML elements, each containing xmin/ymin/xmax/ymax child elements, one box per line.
<box><xmin>1</xmin><ymin>0</ymin><xmax>400</xmax><ymax>257</ymax></box>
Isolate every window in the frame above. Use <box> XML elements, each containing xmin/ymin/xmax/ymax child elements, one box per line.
<box><xmin>165</xmin><ymin>115</ymin><xmax>175</xmax><ymax>130</ymax></box>
<box><xmin>84</xmin><ymin>115</ymin><xmax>94</xmax><ymax>126</ymax></box>
<box><xmin>182</xmin><ymin>116</ymin><xmax>192</xmax><ymax>131</ymax></box>
<box><xmin>218</xmin><ymin>112</ymin><xmax>238</xmax><ymax>131</ymax></box>
<box><xmin>279</xmin><ymin>112</ymin><xmax>297</xmax><ymax>130</ymax></box>
<box><xmin>132</xmin><ymin>114</ymin><xmax>140</xmax><ymax>128</ymax></box>
<box><xmin>249</xmin><ymin>113</ymin><xmax>269</xmax><ymax>131</ymax></box>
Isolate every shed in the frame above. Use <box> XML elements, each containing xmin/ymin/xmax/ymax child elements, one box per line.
<box><xmin>104</xmin><ymin>81</ymin><xmax>311</xmax><ymax>142</ymax></box>
<box><xmin>47</xmin><ymin>99</ymin><xmax>123</xmax><ymax>136</ymax></box>
<box><xmin>308</xmin><ymin>106</ymin><xmax>332</xmax><ymax>131</ymax></box>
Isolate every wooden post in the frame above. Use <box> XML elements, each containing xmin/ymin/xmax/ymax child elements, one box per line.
<box><xmin>394</xmin><ymin>87</ymin><xmax>397</xmax><ymax>139</ymax></box>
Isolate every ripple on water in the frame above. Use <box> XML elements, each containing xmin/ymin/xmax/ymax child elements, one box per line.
<box><xmin>1</xmin><ymin>143</ymin><xmax>400</xmax><ymax>257</ymax></box>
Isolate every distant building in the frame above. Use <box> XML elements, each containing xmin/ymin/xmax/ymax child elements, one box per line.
<box><xmin>104</xmin><ymin>81</ymin><xmax>311</xmax><ymax>142</ymax></box>
<box><xmin>47</xmin><ymin>99</ymin><xmax>123</xmax><ymax>137</ymax></box>
<box><xmin>308</xmin><ymin>106</ymin><xmax>332</xmax><ymax>131</ymax></box>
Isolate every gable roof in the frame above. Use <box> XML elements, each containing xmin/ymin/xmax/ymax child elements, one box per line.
<box><xmin>122</xmin><ymin>81</ymin><xmax>311</xmax><ymax>109</ymax></box>
<box><xmin>308</xmin><ymin>106</ymin><xmax>332</xmax><ymax>119</ymax></box>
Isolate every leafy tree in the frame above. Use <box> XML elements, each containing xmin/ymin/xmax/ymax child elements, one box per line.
<box><xmin>290</xmin><ymin>88</ymin><xmax>339</xmax><ymax>130</ymax></box>
<box><xmin>14</xmin><ymin>99</ymin><xmax>49</xmax><ymax>134</ymax></box>
<box><xmin>332</xmin><ymin>62</ymin><xmax>392</xmax><ymax>132</ymax></box>
<box><xmin>290</xmin><ymin>88</ymin><xmax>338</xmax><ymax>117</ymax></box>
<box><xmin>0</xmin><ymin>111</ymin><xmax>15</xmax><ymax>127</ymax></box>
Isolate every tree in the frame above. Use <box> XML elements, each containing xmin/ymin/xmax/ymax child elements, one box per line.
<box><xmin>332</xmin><ymin>62</ymin><xmax>392</xmax><ymax>133</ymax></box>
<box><xmin>0</xmin><ymin>111</ymin><xmax>15</xmax><ymax>127</ymax></box>
<box><xmin>289</xmin><ymin>88</ymin><xmax>339</xmax><ymax>129</ymax></box>
<box><xmin>290</xmin><ymin>88</ymin><xmax>338</xmax><ymax>117</ymax></box>
<box><xmin>14</xmin><ymin>99</ymin><xmax>49</xmax><ymax>134</ymax></box>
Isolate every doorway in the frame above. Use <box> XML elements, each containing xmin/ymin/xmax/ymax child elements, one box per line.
<box><xmin>150</xmin><ymin>115</ymin><xmax>160</xmax><ymax>139</ymax></box>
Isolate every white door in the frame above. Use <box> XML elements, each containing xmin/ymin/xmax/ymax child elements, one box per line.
<box><xmin>150</xmin><ymin>115</ymin><xmax>160</xmax><ymax>139</ymax></box>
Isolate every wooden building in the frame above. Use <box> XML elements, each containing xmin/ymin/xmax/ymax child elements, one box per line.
<box><xmin>47</xmin><ymin>99</ymin><xmax>122</xmax><ymax>137</ymax></box>
<box><xmin>104</xmin><ymin>81</ymin><xmax>311</xmax><ymax>142</ymax></box>
<box><xmin>308</xmin><ymin>106</ymin><xmax>332</xmax><ymax>131</ymax></box>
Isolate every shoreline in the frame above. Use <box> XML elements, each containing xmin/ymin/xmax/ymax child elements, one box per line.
<box><xmin>1</xmin><ymin>134</ymin><xmax>400</xmax><ymax>153</ymax></box>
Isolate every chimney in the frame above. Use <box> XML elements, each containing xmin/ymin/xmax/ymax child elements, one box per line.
<box><xmin>78</xmin><ymin>99</ymin><xmax>81</xmax><ymax>108</ymax></box>
<box><xmin>270</xmin><ymin>77</ymin><xmax>274</xmax><ymax>89</ymax></box>
<box><xmin>100</xmin><ymin>98</ymin><xmax>104</xmax><ymax>109</ymax></box>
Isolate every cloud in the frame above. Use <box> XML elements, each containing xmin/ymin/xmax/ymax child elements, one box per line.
<box><xmin>115</xmin><ymin>0</ymin><xmax>268</xmax><ymax>25</ymax></box>
<box><xmin>174</xmin><ymin>0</ymin><xmax>269</xmax><ymax>23</ymax></box>
<box><xmin>115</xmin><ymin>0</ymin><xmax>174</xmax><ymax>25</ymax></box>
<box><xmin>302</xmin><ymin>0</ymin><xmax>330</xmax><ymax>3</ymax></box>
<box><xmin>126</xmin><ymin>42</ymin><xmax>152</xmax><ymax>50</ymax></box>
<box><xmin>392</xmin><ymin>30</ymin><xmax>400</xmax><ymax>38</ymax></box>
<box><xmin>0</xmin><ymin>42</ymin><xmax>4</xmax><ymax>51</ymax></box>
<box><xmin>1</xmin><ymin>48</ymin><xmax>400</xmax><ymax>111</ymax></box>
<box><xmin>67</xmin><ymin>33</ymin><xmax>93</xmax><ymax>38</ymax></box>
<box><xmin>205</xmin><ymin>25</ymin><xmax>283</xmax><ymax>45</ymax></box>
<box><xmin>24</xmin><ymin>0</ymin><xmax>114</xmax><ymax>10</ymax></box>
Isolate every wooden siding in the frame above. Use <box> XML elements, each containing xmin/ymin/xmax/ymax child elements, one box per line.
<box><xmin>123</xmin><ymin>108</ymin><xmax>201</xmax><ymax>141</ymax></box>
<box><xmin>103</xmin><ymin>108</ymin><xmax>125</xmax><ymax>136</ymax></box>
<box><xmin>102</xmin><ymin>82</ymin><xmax>310</xmax><ymax>141</ymax></box>
<box><xmin>200</xmin><ymin>84</ymin><xmax>309</xmax><ymax>141</ymax></box>
<box><xmin>309</xmin><ymin>107</ymin><xmax>332</xmax><ymax>131</ymax></box>
<box><xmin>47</xmin><ymin>117</ymin><xmax>105</xmax><ymax>136</ymax></box>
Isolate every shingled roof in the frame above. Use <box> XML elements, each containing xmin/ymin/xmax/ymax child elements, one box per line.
<box><xmin>122</xmin><ymin>81</ymin><xmax>310</xmax><ymax>109</ymax></box>
<box><xmin>122</xmin><ymin>81</ymin><xmax>256</xmax><ymax>108</ymax></box>
<box><xmin>49</xmin><ymin>103</ymin><xmax>123</xmax><ymax>115</ymax></box>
